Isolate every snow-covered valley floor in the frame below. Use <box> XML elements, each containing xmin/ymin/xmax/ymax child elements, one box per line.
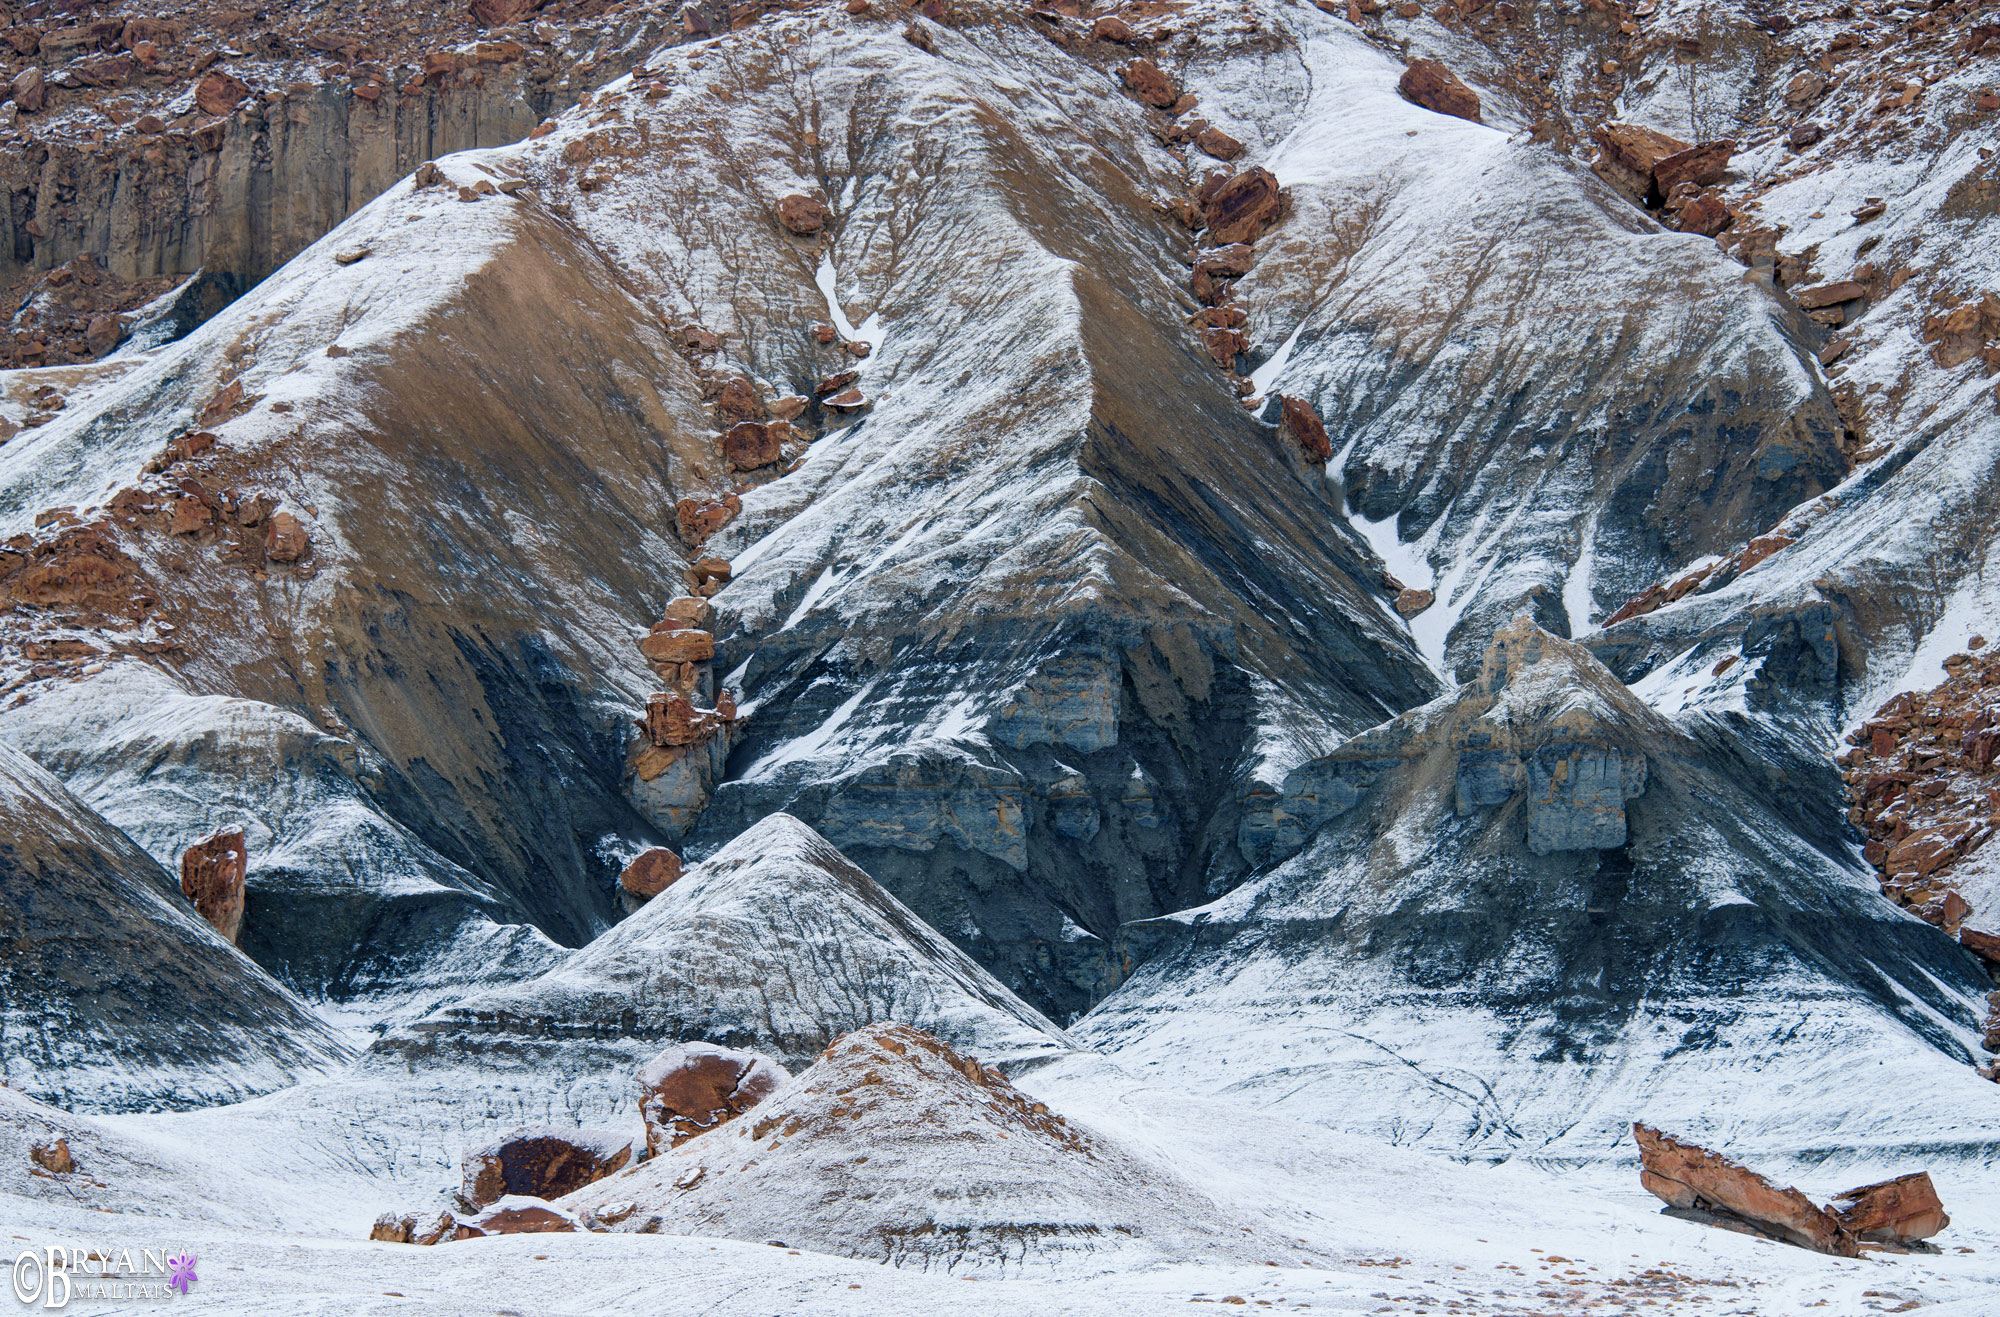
<box><xmin>4</xmin><ymin>1052</ymin><xmax>1995</xmax><ymax>1316</ymax></box>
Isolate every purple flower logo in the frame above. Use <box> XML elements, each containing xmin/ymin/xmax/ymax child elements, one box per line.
<box><xmin>165</xmin><ymin>1250</ymin><xmax>198</xmax><ymax>1295</ymax></box>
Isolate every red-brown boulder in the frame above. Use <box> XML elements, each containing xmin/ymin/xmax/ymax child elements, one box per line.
<box><xmin>469</xmin><ymin>0</ymin><xmax>540</xmax><ymax>27</ymax></box>
<box><xmin>1202</xmin><ymin>167</ymin><xmax>1284</xmax><ymax>245</ymax></box>
<box><xmin>180</xmin><ymin>826</ymin><xmax>247</xmax><ymax>944</ymax></box>
<box><xmin>460</xmin><ymin>1127</ymin><xmax>634</xmax><ymax>1208</ymax></box>
<box><xmin>638</xmin><ymin>628</ymin><xmax>716</xmax><ymax>664</ymax></box>
<box><xmin>636</xmin><ymin>1042</ymin><xmax>786</xmax><ymax>1154</ymax></box>
<box><xmin>265</xmin><ymin>511</ymin><xmax>310</xmax><ymax>562</ymax></box>
<box><xmin>721</xmin><ymin>421</ymin><xmax>782</xmax><ymax>471</ymax></box>
<box><xmin>1195</xmin><ymin>127</ymin><xmax>1244</xmax><ymax>160</ymax></box>
<box><xmin>1279</xmin><ymin>394</ymin><xmax>1332</xmax><ymax>461</ymax></box>
<box><xmin>815</xmin><ymin>369</ymin><xmax>859</xmax><ymax>396</ymax></box>
<box><xmin>1653</xmin><ymin>140</ymin><xmax>1735</xmax><ymax>196</ymax></box>
<box><xmin>9</xmin><ymin>66</ymin><xmax>45</xmax><ymax>113</ymax></box>
<box><xmin>1092</xmin><ymin>15</ymin><xmax>1133</xmax><ymax>41</ymax></box>
<box><xmin>642</xmin><ymin>691</ymin><xmax>717</xmax><ymax>747</ymax></box>
<box><xmin>777</xmin><ymin>194</ymin><xmax>829</xmax><ymax>235</ymax></box>
<box><xmin>712</xmin><ymin>377</ymin><xmax>762</xmax><ymax>423</ymax></box>
<box><xmin>1201</xmin><ymin>326</ymin><xmax>1248</xmax><ymax>368</ymax></box>
<box><xmin>675</xmin><ymin>493</ymin><xmax>741</xmax><ymax>544</ymax></box>
<box><xmin>619</xmin><ymin>847</ymin><xmax>683</xmax><ymax>900</ymax></box>
<box><xmin>1829</xmin><ymin>1172</ymin><xmax>1950</xmax><ymax>1243</ymax></box>
<box><xmin>661</xmin><ymin>595</ymin><xmax>714</xmax><ymax>629</ymax></box>
<box><xmin>686</xmin><ymin>556</ymin><xmax>732</xmax><ymax>596</ymax></box>
<box><xmin>1633</xmin><ymin>1124</ymin><xmax>1859</xmax><ymax>1256</ymax></box>
<box><xmin>1398</xmin><ymin>59</ymin><xmax>1481</xmax><ymax>122</ymax></box>
<box><xmin>1121</xmin><ymin>59</ymin><xmax>1178</xmax><ymax>109</ymax></box>
<box><xmin>450</xmin><ymin>1197</ymin><xmax>583</xmax><ymax>1238</ymax></box>
<box><xmin>195</xmin><ymin>70</ymin><xmax>249</xmax><ymax>116</ymax></box>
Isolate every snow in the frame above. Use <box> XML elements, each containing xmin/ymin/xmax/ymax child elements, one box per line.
<box><xmin>814</xmin><ymin>254</ymin><xmax>888</xmax><ymax>370</ymax></box>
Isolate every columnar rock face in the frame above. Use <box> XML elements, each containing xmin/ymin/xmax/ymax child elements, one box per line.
<box><xmin>0</xmin><ymin>1</ymin><xmax>678</xmax><ymax>365</ymax></box>
<box><xmin>460</xmin><ymin>1126</ymin><xmax>636</xmax><ymax>1208</ymax></box>
<box><xmin>179</xmin><ymin>825</ymin><xmax>247</xmax><ymax>943</ymax></box>
<box><xmin>1633</xmin><ymin>1124</ymin><xmax>1860</xmax><ymax>1256</ymax></box>
<box><xmin>636</xmin><ymin>1041</ymin><xmax>786</xmax><ymax>1154</ymax></box>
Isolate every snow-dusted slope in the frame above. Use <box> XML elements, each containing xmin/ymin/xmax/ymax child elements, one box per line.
<box><xmin>379</xmin><ymin>814</ymin><xmax>1074</xmax><ymax>1077</ymax></box>
<box><xmin>0</xmin><ymin>741</ymin><xmax>350</xmax><ymax>1112</ymax></box>
<box><xmin>562</xmin><ymin>1022</ymin><xmax>1296</xmax><ymax>1271</ymax></box>
<box><xmin>1077</xmin><ymin>621</ymin><xmax>1996</xmax><ymax>1163</ymax></box>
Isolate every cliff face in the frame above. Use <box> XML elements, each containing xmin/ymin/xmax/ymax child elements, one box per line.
<box><xmin>0</xmin><ymin>0</ymin><xmax>681</xmax><ymax>370</ymax></box>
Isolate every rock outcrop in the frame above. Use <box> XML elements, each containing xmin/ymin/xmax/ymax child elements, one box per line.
<box><xmin>1080</xmin><ymin>619</ymin><xmax>1993</xmax><ymax>1159</ymax></box>
<box><xmin>1829</xmin><ymin>1173</ymin><xmax>1951</xmax><ymax>1245</ymax></box>
<box><xmin>370</xmin><ymin>815</ymin><xmax>1077</xmax><ymax>1080</ymax></box>
<box><xmin>617</xmin><ymin>847</ymin><xmax>683</xmax><ymax>902</ymax></box>
<box><xmin>1398</xmin><ymin>59</ymin><xmax>1480</xmax><ymax>122</ymax></box>
<box><xmin>460</xmin><ymin>1126</ymin><xmax>636</xmax><ymax>1208</ymax></box>
<box><xmin>636</xmin><ymin>1041</ymin><xmax>786</xmax><ymax>1153</ymax></box>
<box><xmin>561</xmin><ymin>1023</ymin><xmax>1312</xmax><ymax>1270</ymax></box>
<box><xmin>0</xmin><ymin>742</ymin><xmax>348</xmax><ymax>1112</ymax></box>
<box><xmin>1633</xmin><ymin>1124</ymin><xmax>1859</xmax><ymax>1257</ymax></box>
<box><xmin>178</xmin><ymin>825</ymin><xmax>247</xmax><ymax>944</ymax></box>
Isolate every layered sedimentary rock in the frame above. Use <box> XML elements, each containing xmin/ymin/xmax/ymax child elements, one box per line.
<box><xmin>1079</xmin><ymin>621</ymin><xmax>1996</xmax><ymax>1158</ymax></box>
<box><xmin>562</xmin><ymin>1023</ymin><xmax>1314</xmax><ymax>1270</ymax></box>
<box><xmin>1633</xmin><ymin>1124</ymin><xmax>1859</xmax><ymax>1256</ymax></box>
<box><xmin>0</xmin><ymin>740</ymin><xmax>348</xmax><ymax>1111</ymax></box>
<box><xmin>0</xmin><ymin>0</ymin><xmax>685</xmax><ymax>367</ymax></box>
<box><xmin>372</xmin><ymin>815</ymin><xmax>1076</xmax><ymax>1079</ymax></box>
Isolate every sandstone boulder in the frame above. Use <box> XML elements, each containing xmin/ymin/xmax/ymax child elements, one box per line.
<box><xmin>1829</xmin><ymin>1172</ymin><xmax>1950</xmax><ymax>1244</ymax></box>
<box><xmin>1633</xmin><ymin>1124</ymin><xmax>1859</xmax><ymax>1256</ymax></box>
<box><xmin>469</xmin><ymin>0</ymin><xmax>541</xmax><ymax>28</ymax></box>
<box><xmin>815</xmin><ymin>369</ymin><xmax>859</xmax><ymax>396</ymax></box>
<box><xmin>179</xmin><ymin>826</ymin><xmax>246</xmax><ymax>944</ymax></box>
<box><xmin>638</xmin><ymin>628</ymin><xmax>715</xmax><ymax>665</ymax></box>
<box><xmin>686</xmin><ymin>556</ymin><xmax>732</xmax><ymax>596</ymax></box>
<box><xmin>1398</xmin><ymin>59</ymin><xmax>1480</xmax><ymax>122</ymax></box>
<box><xmin>29</xmin><ymin>1138</ymin><xmax>74</xmax><ymax>1174</ymax></box>
<box><xmin>1653</xmin><ymin>140</ymin><xmax>1735</xmax><ymax>196</ymax></box>
<box><xmin>1203</xmin><ymin>167</ymin><xmax>1284</xmax><ymax>245</ymax></box>
<box><xmin>777</xmin><ymin>194</ymin><xmax>829</xmax><ymax>235</ymax></box>
<box><xmin>1395</xmin><ymin>587</ymin><xmax>1435</xmax><ymax>617</ymax></box>
<box><xmin>722</xmin><ymin>421</ymin><xmax>781</xmax><ymax>471</ymax></box>
<box><xmin>460</xmin><ymin>1126</ymin><xmax>635</xmax><ymax>1208</ymax></box>
<box><xmin>661</xmin><ymin>596</ymin><xmax>714</xmax><ymax>629</ymax></box>
<box><xmin>1195</xmin><ymin>126</ymin><xmax>1244</xmax><ymax>161</ymax></box>
<box><xmin>195</xmin><ymin>70</ymin><xmax>249</xmax><ymax>117</ymax></box>
<box><xmin>10</xmin><ymin>66</ymin><xmax>45</xmax><ymax>113</ymax></box>
<box><xmin>369</xmin><ymin>1212</ymin><xmax>414</xmax><ymax>1242</ymax></box>
<box><xmin>1794</xmin><ymin>280</ymin><xmax>1865</xmax><ymax>310</ymax></box>
<box><xmin>1121</xmin><ymin>59</ymin><xmax>1177</xmax><ymax>109</ymax></box>
<box><xmin>1278</xmin><ymin>394</ymin><xmax>1331</xmax><ymax>461</ymax></box>
<box><xmin>619</xmin><ymin>847</ymin><xmax>683</xmax><ymax>900</ymax></box>
<box><xmin>712</xmin><ymin>377</ymin><xmax>761</xmax><ymax>422</ymax></box>
<box><xmin>824</xmin><ymin>388</ymin><xmax>867</xmax><ymax>412</ymax></box>
<box><xmin>675</xmin><ymin>493</ymin><xmax>742</xmax><ymax>544</ymax></box>
<box><xmin>636</xmin><ymin>1041</ymin><xmax>786</xmax><ymax>1153</ymax></box>
<box><xmin>450</xmin><ymin>1196</ymin><xmax>583</xmax><ymax>1239</ymax></box>
<box><xmin>767</xmin><ymin>394</ymin><xmax>809</xmax><ymax>421</ymax></box>
<box><xmin>265</xmin><ymin>511</ymin><xmax>310</xmax><ymax>562</ymax></box>
<box><xmin>642</xmin><ymin>691</ymin><xmax>718</xmax><ymax>748</ymax></box>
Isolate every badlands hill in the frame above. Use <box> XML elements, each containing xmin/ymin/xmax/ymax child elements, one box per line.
<box><xmin>1</xmin><ymin>0</ymin><xmax>1999</xmax><ymax>1309</ymax></box>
